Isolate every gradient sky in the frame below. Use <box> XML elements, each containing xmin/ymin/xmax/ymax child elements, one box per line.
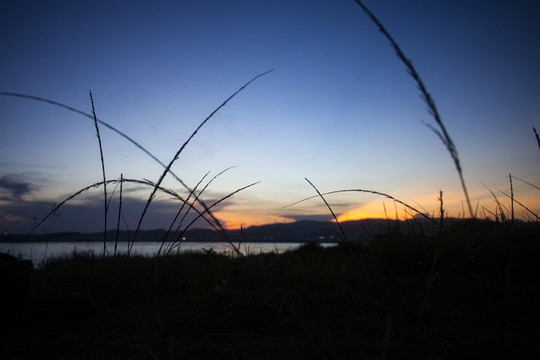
<box><xmin>1</xmin><ymin>0</ymin><xmax>539</xmax><ymax>234</ymax></box>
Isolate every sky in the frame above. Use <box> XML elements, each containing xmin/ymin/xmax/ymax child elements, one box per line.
<box><xmin>1</xmin><ymin>0</ymin><xmax>539</xmax><ymax>234</ymax></box>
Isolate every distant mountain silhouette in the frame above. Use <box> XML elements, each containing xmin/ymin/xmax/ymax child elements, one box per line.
<box><xmin>1</xmin><ymin>218</ymin><xmax>456</xmax><ymax>243</ymax></box>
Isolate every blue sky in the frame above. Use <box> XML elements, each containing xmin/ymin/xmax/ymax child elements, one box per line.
<box><xmin>1</xmin><ymin>0</ymin><xmax>539</xmax><ymax>234</ymax></box>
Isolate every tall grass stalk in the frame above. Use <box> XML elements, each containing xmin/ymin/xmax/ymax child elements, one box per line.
<box><xmin>129</xmin><ymin>69</ymin><xmax>274</xmax><ymax>254</ymax></box>
<box><xmin>513</xmin><ymin>176</ymin><xmax>540</xmax><ymax>192</ymax></box>
<box><xmin>163</xmin><ymin>181</ymin><xmax>260</xmax><ymax>257</ymax></box>
<box><xmin>30</xmin><ymin>178</ymin><xmax>188</xmax><ymax>233</ymax></box>
<box><xmin>160</xmin><ymin>166</ymin><xmax>238</xmax><ymax>255</ymax></box>
<box><xmin>0</xmin><ymin>91</ymin><xmax>189</xmax><ymax>188</ymax></box>
<box><xmin>481</xmin><ymin>176</ymin><xmax>538</xmax><ymax>221</ymax></box>
<box><xmin>157</xmin><ymin>171</ymin><xmax>210</xmax><ymax>256</ymax></box>
<box><xmin>157</xmin><ymin>167</ymin><xmax>233</xmax><ymax>255</ymax></box>
<box><xmin>0</xmin><ymin>91</ymin><xmax>218</xmax><ymax>229</ymax></box>
<box><xmin>28</xmin><ymin>175</ymin><xmax>255</xmax><ymax>257</ymax></box>
<box><xmin>352</xmin><ymin>0</ymin><xmax>474</xmax><ymax>218</ymax></box>
<box><xmin>114</xmin><ymin>173</ymin><xmax>124</xmax><ymax>260</ymax></box>
<box><xmin>492</xmin><ymin>186</ymin><xmax>537</xmax><ymax>221</ymax></box>
<box><xmin>305</xmin><ymin>178</ymin><xmax>348</xmax><ymax>242</ymax></box>
<box><xmin>481</xmin><ymin>182</ymin><xmax>507</xmax><ymax>222</ymax></box>
<box><xmin>89</xmin><ymin>91</ymin><xmax>108</xmax><ymax>256</ymax></box>
<box><xmin>29</xmin><ymin>177</ymin><xmax>248</xmax><ymax>235</ymax></box>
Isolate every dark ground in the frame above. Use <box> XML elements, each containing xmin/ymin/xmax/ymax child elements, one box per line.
<box><xmin>1</xmin><ymin>220</ymin><xmax>539</xmax><ymax>359</ymax></box>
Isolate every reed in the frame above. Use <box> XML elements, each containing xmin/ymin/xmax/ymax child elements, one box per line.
<box><xmin>26</xmin><ymin>179</ymin><xmax>185</xmax><ymax>230</ymax></box>
<box><xmin>157</xmin><ymin>171</ymin><xmax>210</xmax><ymax>256</ymax></box>
<box><xmin>0</xmin><ymin>91</ymin><xmax>189</xmax><ymax>187</ymax></box>
<box><xmin>514</xmin><ymin>176</ymin><xmax>540</xmax><ymax>192</ymax></box>
<box><xmin>29</xmin><ymin>176</ymin><xmax>258</xmax><ymax>258</ymax></box>
<box><xmin>0</xmin><ymin>91</ymin><xmax>239</xmax><ymax>234</ymax></box>
<box><xmin>15</xmin><ymin>69</ymin><xmax>273</xmax><ymax>258</ymax></box>
<box><xmin>113</xmin><ymin>173</ymin><xmax>124</xmax><ymax>260</ymax></box>
<box><xmin>171</xmin><ymin>180</ymin><xmax>261</xmax><ymax>257</ymax></box>
<box><xmin>305</xmin><ymin>178</ymin><xmax>348</xmax><ymax>242</ymax></box>
<box><xmin>2</xmin><ymin>3</ymin><xmax>538</xmax><ymax>358</ymax></box>
<box><xmin>352</xmin><ymin>0</ymin><xmax>474</xmax><ymax>218</ymax></box>
<box><xmin>286</xmin><ymin>187</ymin><xmax>436</xmax><ymax>224</ymax></box>
<box><xmin>491</xmin><ymin>183</ymin><xmax>539</xmax><ymax>221</ymax></box>
<box><xmin>89</xmin><ymin>91</ymin><xmax>108</xmax><ymax>256</ymax></box>
<box><xmin>129</xmin><ymin>69</ymin><xmax>274</xmax><ymax>254</ymax></box>
<box><xmin>158</xmin><ymin>166</ymin><xmax>238</xmax><ymax>257</ymax></box>
<box><xmin>481</xmin><ymin>182</ymin><xmax>509</xmax><ymax>223</ymax></box>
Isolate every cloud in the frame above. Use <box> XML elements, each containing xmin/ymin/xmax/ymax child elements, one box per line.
<box><xmin>0</xmin><ymin>191</ymin><xmax>227</xmax><ymax>234</ymax></box>
<box><xmin>282</xmin><ymin>214</ymin><xmax>334</xmax><ymax>222</ymax></box>
<box><xmin>0</xmin><ymin>175</ymin><xmax>33</xmax><ymax>200</ymax></box>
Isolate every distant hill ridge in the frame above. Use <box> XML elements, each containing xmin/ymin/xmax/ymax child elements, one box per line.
<box><xmin>2</xmin><ymin>218</ymin><xmax>468</xmax><ymax>243</ymax></box>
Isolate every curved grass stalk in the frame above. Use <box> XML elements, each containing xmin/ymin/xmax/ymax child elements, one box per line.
<box><xmin>352</xmin><ymin>0</ymin><xmax>473</xmax><ymax>218</ymax></box>
<box><xmin>1</xmin><ymin>90</ymin><xmax>221</xmax><ymax>238</ymax></box>
<box><xmin>29</xmin><ymin>178</ymin><xmax>188</xmax><ymax>234</ymax></box>
<box><xmin>0</xmin><ymin>91</ymin><xmax>244</xmax><ymax>235</ymax></box>
<box><xmin>178</xmin><ymin>166</ymin><xmax>238</xmax><ymax>233</ymax></box>
<box><xmin>480</xmin><ymin>182</ymin><xmax>507</xmax><ymax>222</ymax></box>
<box><xmin>513</xmin><ymin>176</ymin><xmax>540</xmax><ymax>192</ymax></box>
<box><xmin>159</xmin><ymin>166</ymin><xmax>238</xmax><ymax>256</ymax></box>
<box><xmin>0</xmin><ymin>91</ymin><xmax>190</xmax><ymax>189</ymax></box>
<box><xmin>157</xmin><ymin>171</ymin><xmax>211</xmax><ymax>256</ymax></box>
<box><xmin>305</xmin><ymin>178</ymin><xmax>348</xmax><ymax>242</ymax></box>
<box><xmin>3</xmin><ymin>69</ymin><xmax>273</xmax><ymax>252</ymax></box>
<box><xmin>285</xmin><ymin>188</ymin><xmax>436</xmax><ymax>224</ymax></box>
<box><xmin>114</xmin><ymin>173</ymin><xmax>124</xmax><ymax>260</ymax></box>
<box><xmin>89</xmin><ymin>91</ymin><xmax>108</xmax><ymax>255</ymax></box>
<box><xmin>492</xmin><ymin>185</ymin><xmax>539</xmax><ymax>221</ymax></box>
<box><xmin>163</xmin><ymin>181</ymin><xmax>261</xmax><ymax>257</ymax></box>
<box><xmin>130</xmin><ymin>69</ymin><xmax>274</xmax><ymax>254</ymax></box>
<box><xmin>30</xmin><ymin>176</ymin><xmax>257</xmax><ymax>257</ymax></box>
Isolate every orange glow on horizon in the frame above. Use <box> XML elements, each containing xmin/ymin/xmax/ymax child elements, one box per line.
<box><xmin>335</xmin><ymin>201</ymin><xmax>409</xmax><ymax>223</ymax></box>
<box><xmin>208</xmin><ymin>188</ymin><xmax>540</xmax><ymax>230</ymax></box>
<box><xmin>211</xmin><ymin>211</ymin><xmax>292</xmax><ymax>230</ymax></box>
<box><xmin>334</xmin><ymin>195</ymin><xmax>471</xmax><ymax>223</ymax></box>
<box><xmin>335</xmin><ymin>191</ymin><xmax>540</xmax><ymax>223</ymax></box>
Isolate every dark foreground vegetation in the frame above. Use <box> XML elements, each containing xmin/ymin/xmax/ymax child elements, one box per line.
<box><xmin>2</xmin><ymin>1</ymin><xmax>538</xmax><ymax>358</ymax></box>
<box><xmin>1</xmin><ymin>220</ymin><xmax>539</xmax><ymax>359</ymax></box>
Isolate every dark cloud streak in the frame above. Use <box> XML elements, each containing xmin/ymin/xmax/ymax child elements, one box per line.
<box><xmin>282</xmin><ymin>214</ymin><xmax>334</xmax><ymax>223</ymax></box>
<box><xmin>0</xmin><ymin>194</ymin><xmax>224</xmax><ymax>234</ymax></box>
<box><xmin>0</xmin><ymin>175</ymin><xmax>33</xmax><ymax>199</ymax></box>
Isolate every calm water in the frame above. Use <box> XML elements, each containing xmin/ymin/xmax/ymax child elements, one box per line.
<box><xmin>0</xmin><ymin>241</ymin><xmax>332</xmax><ymax>266</ymax></box>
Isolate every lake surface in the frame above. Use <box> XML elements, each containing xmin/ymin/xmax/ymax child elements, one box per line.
<box><xmin>0</xmin><ymin>241</ymin><xmax>333</xmax><ymax>266</ymax></box>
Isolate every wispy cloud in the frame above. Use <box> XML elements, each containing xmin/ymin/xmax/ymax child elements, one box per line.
<box><xmin>0</xmin><ymin>174</ymin><xmax>33</xmax><ymax>200</ymax></box>
<box><xmin>0</xmin><ymin>161</ymin><xmax>67</xmax><ymax>170</ymax></box>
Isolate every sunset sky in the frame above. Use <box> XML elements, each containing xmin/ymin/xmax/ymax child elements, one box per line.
<box><xmin>1</xmin><ymin>0</ymin><xmax>539</xmax><ymax>234</ymax></box>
